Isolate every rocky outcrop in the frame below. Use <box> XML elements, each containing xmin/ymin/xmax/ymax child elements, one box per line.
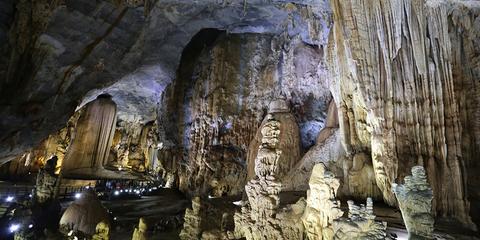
<box><xmin>333</xmin><ymin>198</ymin><xmax>390</xmax><ymax>240</ymax></box>
<box><xmin>327</xmin><ymin>0</ymin><xmax>477</xmax><ymax>228</ymax></box>
<box><xmin>109</xmin><ymin>120</ymin><xmax>159</xmax><ymax>173</ymax></box>
<box><xmin>393</xmin><ymin>166</ymin><xmax>434</xmax><ymax>239</ymax></box>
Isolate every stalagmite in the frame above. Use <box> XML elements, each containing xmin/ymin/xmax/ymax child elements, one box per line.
<box><xmin>333</xmin><ymin>198</ymin><xmax>390</xmax><ymax>240</ymax></box>
<box><xmin>34</xmin><ymin>155</ymin><xmax>60</xmax><ymax>204</ymax></box>
<box><xmin>393</xmin><ymin>166</ymin><xmax>434</xmax><ymax>239</ymax></box>
<box><xmin>62</xmin><ymin>94</ymin><xmax>117</xmax><ymax>179</ymax></box>
<box><xmin>246</xmin><ymin>98</ymin><xmax>302</xmax><ymax>181</ymax></box>
<box><xmin>179</xmin><ymin>197</ymin><xmax>203</xmax><ymax>240</ymax></box>
<box><xmin>91</xmin><ymin>221</ymin><xmax>110</xmax><ymax>240</ymax></box>
<box><xmin>232</xmin><ymin>112</ymin><xmax>304</xmax><ymax>240</ymax></box>
<box><xmin>132</xmin><ymin>217</ymin><xmax>148</xmax><ymax>240</ymax></box>
<box><xmin>302</xmin><ymin>164</ymin><xmax>343</xmax><ymax>240</ymax></box>
<box><xmin>59</xmin><ymin>190</ymin><xmax>110</xmax><ymax>236</ymax></box>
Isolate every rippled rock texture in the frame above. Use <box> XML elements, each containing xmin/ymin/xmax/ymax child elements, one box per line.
<box><xmin>327</xmin><ymin>0</ymin><xmax>479</xmax><ymax>228</ymax></box>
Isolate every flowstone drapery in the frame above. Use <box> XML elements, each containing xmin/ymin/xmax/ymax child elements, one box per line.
<box><xmin>62</xmin><ymin>94</ymin><xmax>117</xmax><ymax>179</ymax></box>
<box><xmin>393</xmin><ymin>166</ymin><xmax>434</xmax><ymax>239</ymax></box>
<box><xmin>302</xmin><ymin>164</ymin><xmax>343</xmax><ymax>240</ymax></box>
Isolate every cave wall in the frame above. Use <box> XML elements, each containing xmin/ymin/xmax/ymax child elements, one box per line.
<box><xmin>327</xmin><ymin>0</ymin><xmax>479</xmax><ymax>228</ymax></box>
<box><xmin>158</xmin><ymin>32</ymin><xmax>332</xmax><ymax>197</ymax></box>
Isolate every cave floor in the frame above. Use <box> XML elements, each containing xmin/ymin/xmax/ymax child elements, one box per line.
<box><xmin>1</xmin><ymin>181</ymin><xmax>479</xmax><ymax>239</ymax></box>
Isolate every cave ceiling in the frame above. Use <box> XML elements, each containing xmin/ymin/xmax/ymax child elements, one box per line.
<box><xmin>0</xmin><ymin>0</ymin><xmax>331</xmax><ymax>163</ymax></box>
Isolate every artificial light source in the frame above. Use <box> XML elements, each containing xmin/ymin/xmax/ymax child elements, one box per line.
<box><xmin>74</xmin><ymin>193</ymin><xmax>81</xmax><ymax>199</ymax></box>
<box><xmin>114</xmin><ymin>190</ymin><xmax>120</xmax><ymax>196</ymax></box>
<box><xmin>9</xmin><ymin>224</ymin><xmax>20</xmax><ymax>233</ymax></box>
<box><xmin>28</xmin><ymin>224</ymin><xmax>33</xmax><ymax>229</ymax></box>
<box><xmin>6</xmin><ymin>196</ymin><xmax>14</xmax><ymax>202</ymax></box>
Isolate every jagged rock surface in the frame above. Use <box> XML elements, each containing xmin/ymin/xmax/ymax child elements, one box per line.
<box><xmin>393</xmin><ymin>166</ymin><xmax>434</xmax><ymax>239</ymax></box>
<box><xmin>179</xmin><ymin>197</ymin><xmax>203</xmax><ymax>240</ymax></box>
<box><xmin>34</xmin><ymin>156</ymin><xmax>60</xmax><ymax>204</ymax></box>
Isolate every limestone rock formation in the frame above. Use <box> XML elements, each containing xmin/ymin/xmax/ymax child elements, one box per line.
<box><xmin>393</xmin><ymin>166</ymin><xmax>434</xmax><ymax>239</ymax></box>
<box><xmin>62</xmin><ymin>94</ymin><xmax>117</xmax><ymax>179</ymax></box>
<box><xmin>132</xmin><ymin>217</ymin><xmax>148</xmax><ymax>240</ymax></box>
<box><xmin>92</xmin><ymin>220</ymin><xmax>110</xmax><ymax>240</ymax></box>
<box><xmin>34</xmin><ymin>156</ymin><xmax>59</xmax><ymax>204</ymax></box>
<box><xmin>247</xmin><ymin>99</ymin><xmax>302</xmax><ymax>181</ymax></box>
<box><xmin>302</xmin><ymin>164</ymin><xmax>343</xmax><ymax>240</ymax></box>
<box><xmin>179</xmin><ymin>197</ymin><xmax>203</xmax><ymax>240</ymax></box>
<box><xmin>284</xmin><ymin>100</ymin><xmax>342</xmax><ymax>191</ymax></box>
<box><xmin>327</xmin><ymin>0</ymin><xmax>477</xmax><ymax>228</ymax></box>
<box><xmin>333</xmin><ymin>198</ymin><xmax>390</xmax><ymax>240</ymax></box>
<box><xmin>158</xmin><ymin>32</ymin><xmax>331</xmax><ymax>196</ymax></box>
<box><xmin>59</xmin><ymin>190</ymin><xmax>110</xmax><ymax>236</ymax></box>
<box><xmin>231</xmin><ymin>113</ymin><xmax>304</xmax><ymax>240</ymax></box>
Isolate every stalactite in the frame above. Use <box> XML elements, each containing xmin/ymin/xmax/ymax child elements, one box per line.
<box><xmin>327</xmin><ymin>0</ymin><xmax>476</xmax><ymax>228</ymax></box>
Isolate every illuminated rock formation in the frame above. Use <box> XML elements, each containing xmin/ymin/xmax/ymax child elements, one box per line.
<box><xmin>59</xmin><ymin>190</ymin><xmax>110</xmax><ymax>236</ymax></box>
<box><xmin>91</xmin><ymin>220</ymin><xmax>110</xmax><ymax>240</ymax></box>
<box><xmin>34</xmin><ymin>156</ymin><xmax>59</xmax><ymax>204</ymax></box>
<box><xmin>62</xmin><ymin>94</ymin><xmax>117</xmax><ymax>179</ymax></box>
<box><xmin>327</xmin><ymin>0</ymin><xmax>477</xmax><ymax>228</ymax></box>
<box><xmin>302</xmin><ymin>164</ymin><xmax>343</xmax><ymax>240</ymax></box>
<box><xmin>231</xmin><ymin>113</ymin><xmax>304</xmax><ymax>240</ymax></box>
<box><xmin>393</xmin><ymin>166</ymin><xmax>434</xmax><ymax>239</ymax></box>
<box><xmin>132</xmin><ymin>217</ymin><xmax>148</xmax><ymax>240</ymax></box>
<box><xmin>247</xmin><ymin>99</ymin><xmax>301</xmax><ymax>181</ymax></box>
<box><xmin>333</xmin><ymin>198</ymin><xmax>390</xmax><ymax>240</ymax></box>
<box><xmin>158</xmin><ymin>33</ymin><xmax>330</xmax><ymax>196</ymax></box>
